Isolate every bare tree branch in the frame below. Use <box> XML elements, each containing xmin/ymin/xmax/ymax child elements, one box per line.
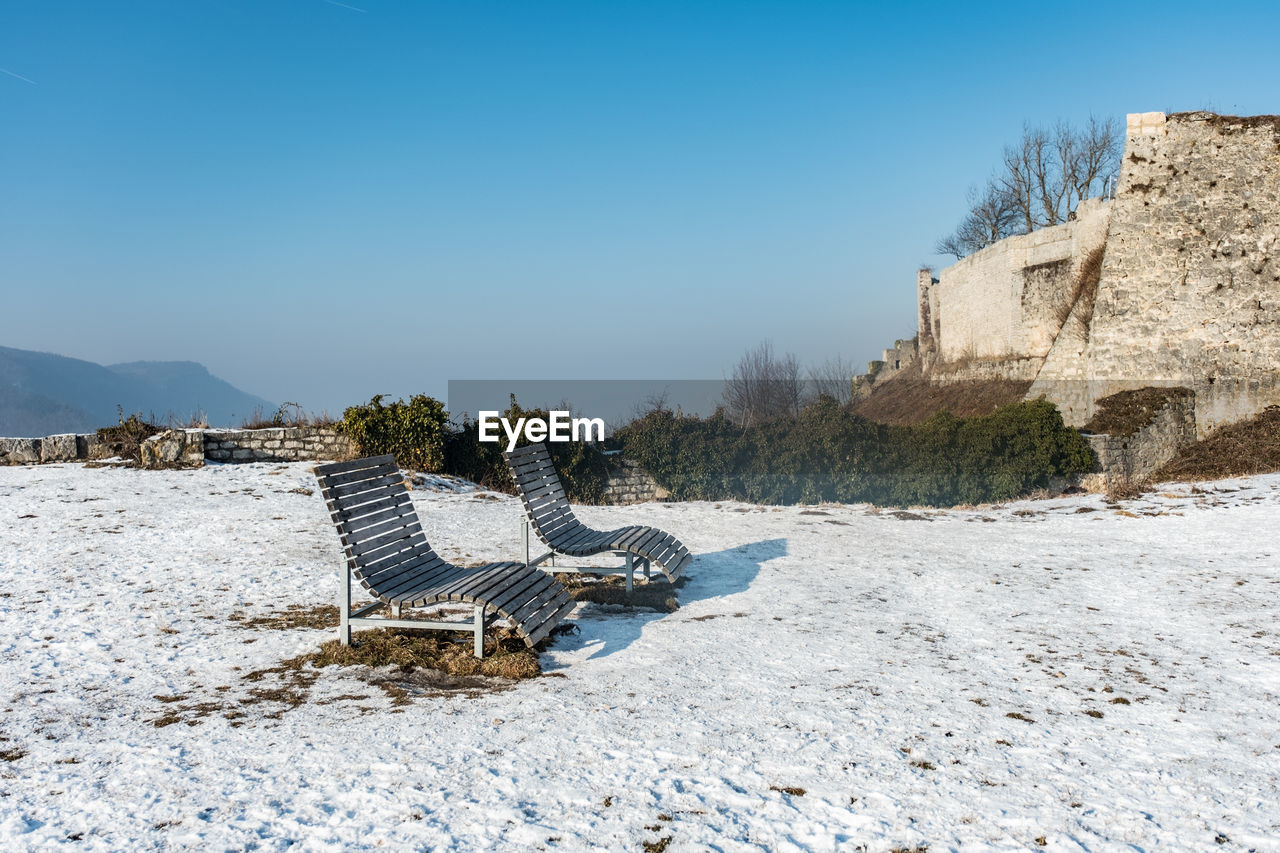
<box><xmin>938</xmin><ymin>117</ymin><xmax>1121</xmax><ymax>259</ymax></box>
<box><xmin>722</xmin><ymin>340</ymin><xmax>803</xmax><ymax>427</ymax></box>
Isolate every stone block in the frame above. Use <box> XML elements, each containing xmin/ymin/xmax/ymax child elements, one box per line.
<box><xmin>77</xmin><ymin>433</ymin><xmax>105</xmax><ymax>459</ymax></box>
<box><xmin>0</xmin><ymin>438</ymin><xmax>42</xmax><ymax>464</ymax></box>
<box><xmin>40</xmin><ymin>433</ymin><xmax>79</xmax><ymax>462</ymax></box>
<box><xmin>140</xmin><ymin>430</ymin><xmax>206</xmax><ymax>469</ymax></box>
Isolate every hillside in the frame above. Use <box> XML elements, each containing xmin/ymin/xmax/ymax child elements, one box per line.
<box><xmin>0</xmin><ymin>346</ymin><xmax>272</xmax><ymax>435</ymax></box>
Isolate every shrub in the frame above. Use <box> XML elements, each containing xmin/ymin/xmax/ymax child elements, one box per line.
<box><xmin>96</xmin><ymin>409</ymin><xmax>162</xmax><ymax>463</ymax></box>
<box><xmin>616</xmin><ymin>396</ymin><xmax>1094</xmax><ymax>507</ymax></box>
<box><xmin>339</xmin><ymin>394</ymin><xmax>449</xmax><ymax>472</ymax></box>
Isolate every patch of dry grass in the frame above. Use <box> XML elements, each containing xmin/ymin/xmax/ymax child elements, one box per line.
<box><xmin>229</xmin><ymin>604</ymin><xmax>339</xmax><ymax>631</ymax></box>
<box><xmin>1082</xmin><ymin>387</ymin><xmax>1193</xmax><ymax>437</ymax></box>
<box><xmin>852</xmin><ymin>362</ymin><xmax>1033</xmax><ymax>426</ymax></box>
<box><xmin>1156</xmin><ymin>405</ymin><xmax>1280</xmax><ymax>482</ymax></box>
<box><xmin>299</xmin><ymin>628</ymin><xmax>541</xmax><ymax>680</ymax></box>
<box><xmin>151</xmin><ymin>617</ymin><xmax>551</xmax><ymax>727</ymax></box>
<box><xmin>554</xmin><ymin>572</ymin><xmax>683</xmax><ymax>613</ymax></box>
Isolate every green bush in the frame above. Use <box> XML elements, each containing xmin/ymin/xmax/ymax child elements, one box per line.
<box><xmin>339</xmin><ymin>394</ymin><xmax>449</xmax><ymax>472</ymax></box>
<box><xmin>616</xmin><ymin>396</ymin><xmax>1094</xmax><ymax>507</ymax></box>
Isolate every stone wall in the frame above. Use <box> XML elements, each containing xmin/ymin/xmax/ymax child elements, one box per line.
<box><xmin>930</xmin><ymin>197</ymin><xmax>1112</xmax><ymax>363</ymax></box>
<box><xmin>203</xmin><ymin>428</ymin><xmax>353</xmax><ymax>463</ymax></box>
<box><xmin>1030</xmin><ymin>111</ymin><xmax>1280</xmax><ymax>435</ymax></box>
<box><xmin>1080</xmin><ymin>391</ymin><xmax>1198</xmax><ymax>491</ymax></box>
<box><xmin>853</xmin><ymin>336</ymin><xmax>920</xmax><ymax>400</ymax></box>
<box><xmin>0</xmin><ymin>433</ymin><xmax>113</xmax><ymax>465</ymax></box>
<box><xmin>601</xmin><ymin>458</ymin><xmax>670</xmax><ymax>505</ymax></box>
<box><xmin>1</xmin><ymin>427</ymin><xmax>353</xmax><ymax>466</ymax></box>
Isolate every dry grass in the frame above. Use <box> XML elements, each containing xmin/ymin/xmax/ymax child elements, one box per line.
<box><xmin>1156</xmin><ymin>405</ymin><xmax>1280</xmax><ymax>482</ymax></box>
<box><xmin>230</xmin><ymin>604</ymin><xmax>338</xmax><ymax>631</ymax></box>
<box><xmin>241</xmin><ymin>402</ymin><xmax>335</xmax><ymax>430</ymax></box>
<box><xmin>95</xmin><ymin>413</ymin><xmax>162</xmax><ymax>464</ymax></box>
<box><xmin>769</xmin><ymin>785</ymin><xmax>807</xmax><ymax>796</ymax></box>
<box><xmin>1082</xmin><ymin>387</ymin><xmax>1193</xmax><ymax>437</ymax></box>
<box><xmin>150</xmin><ymin>624</ymin><xmax>544</xmax><ymax>728</ymax></box>
<box><xmin>851</xmin><ymin>362</ymin><xmax>1033</xmax><ymax>426</ymax></box>
<box><xmin>1054</xmin><ymin>245</ymin><xmax>1105</xmax><ymax>330</ymax></box>
<box><xmin>554</xmin><ymin>572</ymin><xmax>683</xmax><ymax>613</ymax></box>
<box><xmin>299</xmin><ymin>628</ymin><xmax>542</xmax><ymax>680</ymax></box>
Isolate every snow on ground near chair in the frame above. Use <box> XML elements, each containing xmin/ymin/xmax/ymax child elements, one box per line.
<box><xmin>1</xmin><ymin>462</ymin><xmax>1278</xmax><ymax>851</ymax></box>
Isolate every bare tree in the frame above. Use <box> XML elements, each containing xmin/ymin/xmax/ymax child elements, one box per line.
<box><xmin>936</xmin><ymin>116</ymin><xmax>1121</xmax><ymax>259</ymax></box>
<box><xmin>722</xmin><ymin>340</ymin><xmax>802</xmax><ymax>427</ymax></box>
<box><xmin>935</xmin><ymin>180</ymin><xmax>1019</xmax><ymax>259</ymax></box>
<box><xmin>806</xmin><ymin>355</ymin><xmax>855</xmax><ymax>406</ymax></box>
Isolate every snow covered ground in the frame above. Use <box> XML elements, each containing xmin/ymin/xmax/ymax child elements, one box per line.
<box><xmin>1</xmin><ymin>461</ymin><xmax>1278</xmax><ymax>851</ymax></box>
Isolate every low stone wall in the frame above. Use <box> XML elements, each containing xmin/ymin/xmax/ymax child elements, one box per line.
<box><xmin>203</xmin><ymin>428</ymin><xmax>353</xmax><ymax>463</ymax></box>
<box><xmin>0</xmin><ymin>434</ymin><xmax>113</xmax><ymax>465</ymax></box>
<box><xmin>1</xmin><ymin>427</ymin><xmax>354</xmax><ymax>467</ymax></box>
<box><xmin>1080</xmin><ymin>393</ymin><xmax>1197</xmax><ymax>491</ymax></box>
<box><xmin>601</xmin><ymin>458</ymin><xmax>670</xmax><ymax>505</ymax></box>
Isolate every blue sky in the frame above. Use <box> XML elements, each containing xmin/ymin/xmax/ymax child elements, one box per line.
<box><xmin>3</xmin><ymin>0</ymin><xmax>1278</xmax><ymax>416</ymax></box>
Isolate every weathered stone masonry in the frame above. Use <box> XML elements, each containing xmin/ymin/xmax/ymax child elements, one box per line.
<box><xmin>866</xmin><ymin>110</ymin><xmax>1280</xmax><ymax>443</ymax></box>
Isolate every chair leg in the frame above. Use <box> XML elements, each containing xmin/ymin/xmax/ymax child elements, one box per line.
<box><xmin>391</xmin><ymin>603</ymin><xmax>402</xmax><ymax>619</ymax></box>
<box><xmin>626</xmin><ymin>552</ymin><xmax>634</xmax><ymax>594</ymax></box>
<box><xmin>473</xmin><ymin>604</ymin><xmax>485</xmax><ymax>659</ymax></box>
<box><xmin>338</xmin><ymin>564</ymin><xmax>352</xmax><ymax>646</ymax></box>
<box><xmin>523</xmin><ymin>518</ymin><xmax>530</xmax><ymax>567</ymax></box>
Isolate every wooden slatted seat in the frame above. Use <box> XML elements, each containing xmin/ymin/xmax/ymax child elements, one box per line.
<box><xmin>505</xmin><ymin>443</ymin><xmax>692</xmax><ymax>592</ymax></box>
<box><xmin>314</xmin><ymin>455</ymin><xmax>573</xmax><ymax>657</ymax></box>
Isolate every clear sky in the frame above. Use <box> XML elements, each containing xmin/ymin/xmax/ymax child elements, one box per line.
<box><xmin>3</xmin><ymin>0</ymin><xmax>1278</xmax><ymax>416</ymax></box>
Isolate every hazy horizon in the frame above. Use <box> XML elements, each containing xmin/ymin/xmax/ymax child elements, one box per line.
<box><xmin>3</xmin><ymin>1</ymin><xmax>1278</xmax><ymax>415</ymax></box>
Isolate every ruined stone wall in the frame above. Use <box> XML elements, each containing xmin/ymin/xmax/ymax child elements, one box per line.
<box><xmin>1080</xmin><ymin>391</ymin><xmax>1198</xmax><ymax>491</ymax></box>
<box><xmin>203</xmin><ymin>428</ymin><xmax>353</xmax><ymax>463</ymax></box>
<box><xmin>1032</xmin><ymin>111</ymin><xmax>1280</xmax><ymax>435</ymax></box>
<box><xmin>930</xmin><ymin>198</ymin><xmax>1112</xmax><ymax>363</ymax></box>
<box><xmin>0</xmin><ymin>427</ymin><xmax>353</xmax><ymax>466</ymax></box>
<box><xmin>600</xmin><ymin>458</ymin><xmax>670</xmax><ymax>505</ymax></box>
<box><xmin>0</xmin><ymin>433</ymin><xmax>114</xmax><ymax>464</ymax></box>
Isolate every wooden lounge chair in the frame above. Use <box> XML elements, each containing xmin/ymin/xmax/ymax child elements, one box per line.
<box><xmin>314</xmin><ymin>455</ymin><xmax>573</xmax><ymax>657</ymax></box>
<box><xmin>504</xmin><ymin>442</ymin><xmax>692</xmax><ymax>592</ymax></box>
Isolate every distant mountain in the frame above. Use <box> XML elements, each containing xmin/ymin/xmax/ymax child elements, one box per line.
<box><xmin>0</xmin><ymin>346</ymin><xmax>274</xmax><ymax>437</ymax></box>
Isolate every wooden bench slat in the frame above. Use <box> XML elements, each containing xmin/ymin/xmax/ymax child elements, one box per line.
<box><xmin>525</xmin><ymin>599</ymin><xmax>576</xmax><ymax>646</ymax></box>
<box><xmin>324</xmin><ymin>472</ymin><xmax>408</xmax><ymax>502</ymax></box>
<box><xmin>334</xmin><ymin>492</ymin><xmax>412</xmax><ymax>524</ymax></box>
<box><xmin>339</xmin><ymin>503</ymin><xmax>417</xmax><ymax>538</ymax></box>
<box><xmin>487</xmin><ymin>571</ymin><xmax>557</xmax><ymax>615</ymax></box>
<box><xmin>356</xmin><ymin>548</ymin><xmax>440</xmax><ymax>588</ymax></box>
<box><xmin>319</xmin><ymin>462</ymin><xmax>401</xmax><ymax>488</ymax></box>
<box><xmin>314</xmin><ymin>454</ymin><xmax>396</xmax><ymax>477</ymax></box>
<box><xmin>346</xmin><ymin>524</ymin><xmax>426</xmax><ymax>561</ymax></box>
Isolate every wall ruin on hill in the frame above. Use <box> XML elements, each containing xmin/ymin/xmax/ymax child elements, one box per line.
<box><xmin>866</xmin><ymin>111</ymin><xmax>1280</xmax><ymax>440</ymax></box>
<box><xmin>1030</xmin><ymin>111</ymin><xmax>1280</xmax><ymax>435</ymax></box>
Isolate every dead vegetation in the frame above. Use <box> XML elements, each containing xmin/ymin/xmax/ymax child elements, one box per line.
<box><xmin>851</xmin><ymin>362</ymin><xmax>1033</xmax><ymax>426</ymax></box>
<box><xmin>1155</xmin><ymin>406</ymin><xmax>1280</xmax><ymax>483</ymax></box>
<box><xmin>299</xmin><ymin>628</ymin><xmax>541</xmax><ymax>680</ymax></box>
<box><xmin>152</xmin><ymin>612</ymin><xmax>554</xmax><ymax>727</ymax></box>
<box><xmin>554</xmin><ymin>572</ymin><xmax>683</xmax><ymax>613</ymax></box>
<box><xmin>1053</xmin><ymin>245</ymin><xmax>1105</xmax><ymax>329</ymax></box>
<box><xmin>95</xmin><ymin>411</ymin><xmax>162</xmax><ymax>463</ymax></box>
<box><xmin>229</xmin><ymin>604</ymin><xmax>339</xmax><ymax>631</ymax></box>
<box><xmin>1081</xmin><ymin>387</ymin><xmax>1192</xmax><ymax>437</ymax></box>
